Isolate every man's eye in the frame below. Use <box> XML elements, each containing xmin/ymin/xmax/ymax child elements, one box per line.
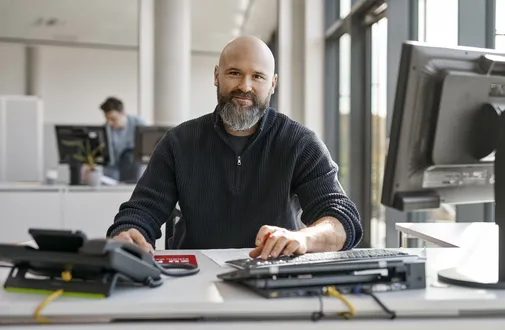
<box><xmin>254</xmin><ymin>75</ymin><xmax>264</xmax><ymax>79</ymax></box>
<box><xmin>229</xmin><ymin>72</ymin><xmax>240</xmax><ymax>76</ymax></box>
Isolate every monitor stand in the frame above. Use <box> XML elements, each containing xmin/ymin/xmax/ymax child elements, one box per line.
<box><xmin>69</xmin><ymin>161</ymin><xmax>82</xmax><ymax>186</ymax></box>
<box><xmin>437</xmin><ymin>103</ymin><xmax>505</xmax><ymax>289</ymax></box>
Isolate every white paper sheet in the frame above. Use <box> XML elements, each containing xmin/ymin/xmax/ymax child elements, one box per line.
<box><xmin>201</xmin><ymin>249</ymin><xmax>252</xmax><ymax>267</ymax></box>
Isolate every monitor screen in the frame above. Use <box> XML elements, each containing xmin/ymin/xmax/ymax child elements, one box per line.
<box><xmin>134</xmin><ymin>126</ymin><xmax>172</xmax><ymax>164</ymax></box>
<box><xmin>55</xmin><ymin>125</ymin><xmax>113</xmax><ymax>166</ymax></box>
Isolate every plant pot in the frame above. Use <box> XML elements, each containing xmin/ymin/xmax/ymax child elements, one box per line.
<box><xmin>86</xmin><ymin>168</ymin><xmax>102</xmax><ymax>187</ymax></box>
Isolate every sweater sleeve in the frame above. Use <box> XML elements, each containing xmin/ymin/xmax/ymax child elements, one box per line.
<box><xmin>292</xmin><ymin>132</ymin><xmax>363</xmax><ymax>250</ymax></box>
<box><xmin>106</xmin><ymin>134</ymin><xmax>178</xmax><ymax>247</ymax></box>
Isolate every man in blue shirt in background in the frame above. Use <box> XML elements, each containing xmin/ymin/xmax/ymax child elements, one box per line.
<box><xmin>99</xmin><ymin>97</ymin><xmax>146</xmax><ymax>181</ymax></box>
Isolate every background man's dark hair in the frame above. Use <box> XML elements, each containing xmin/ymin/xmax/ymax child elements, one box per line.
<box><xmin>100</xmin><ymin>97</ymin><xmax>124</xmax><ymax>113</ymax></box>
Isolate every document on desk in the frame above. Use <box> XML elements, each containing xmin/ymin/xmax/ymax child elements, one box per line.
<box><xmin>202</xmin><ymin>249</ymin><xmax>252</xmax><ymax>267</ymax></box>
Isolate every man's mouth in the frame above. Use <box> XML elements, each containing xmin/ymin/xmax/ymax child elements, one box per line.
<box><xmin>233</xmin><ymin>97</ymin><xmax>253</xmax><ymax>105</ymax></box>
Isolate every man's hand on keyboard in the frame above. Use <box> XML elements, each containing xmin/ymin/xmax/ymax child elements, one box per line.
<box><xmin>249</xmin><ymin>225</ymin><xmax>308</xmax><ymax>260</ymax></box>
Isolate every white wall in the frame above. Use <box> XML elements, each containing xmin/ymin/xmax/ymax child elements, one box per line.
<box><xmin>33</xmin><ymin>45</ymin><xmax>139</xmax><ymax>124</ymax></box>
<box><xmin>0</xmin><ymin>43</ymin><xmax>220</xmax><ymax>124</ymax></box>
<box><xmin>0</xmin><ymin>43</ymin><xmax>26</xmax><ymax>95</ymax></box>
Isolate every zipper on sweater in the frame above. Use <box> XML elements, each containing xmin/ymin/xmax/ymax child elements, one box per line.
<box><xmin>234</xmin><ymin>155</ymin><xmax>242</xmax><ymax>192</ymax></box>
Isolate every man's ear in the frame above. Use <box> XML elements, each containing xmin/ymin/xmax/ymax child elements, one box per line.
<box><xmin>214</xmin><ymin>65</ymin><xmax>219</xmax><ymax>87</ymax></box>
<box><xmin>271</xmin><ymin>73</ymin><xmax>278</xmax><ymax>94</ymax></box>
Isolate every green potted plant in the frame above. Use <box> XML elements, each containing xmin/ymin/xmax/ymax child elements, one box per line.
<box><xmin>62</xmin><ymin>139</ymin><xmax>105</xmax><ymax>186</ymax></box>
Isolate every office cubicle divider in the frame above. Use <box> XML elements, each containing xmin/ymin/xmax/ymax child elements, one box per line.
<box><xmin>0</xmin><ymin>95</ymin><xmax>44</xmax><ymax>182</ymax></box>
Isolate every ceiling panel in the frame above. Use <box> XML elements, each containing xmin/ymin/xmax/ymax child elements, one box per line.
<box><xmin>0</xmin><ymin>0</ymin><xmax>277</xmax><ymax>52</ymax></box>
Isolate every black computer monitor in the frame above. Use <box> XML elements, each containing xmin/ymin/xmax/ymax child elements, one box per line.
<box><xmin>55</xmin><ymin>125</ymin><xmax>114</xmax><ymax>166</ymax></box>
<box><xmin>134</xmin><ymin>126</ymin><xmax>172</xmax><ymax>164</ymax></box>
<box><xmin>382</xmin><ymin>41</ymin><xmax>505</xmax><ymax>288</ymax></box>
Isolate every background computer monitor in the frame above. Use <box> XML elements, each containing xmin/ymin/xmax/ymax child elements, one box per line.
<box><xmin>55</xmin><ymin>125</ymin><xmax>114</xmax><ymax>166</ymax></box>
<box><xmin>382</xmin><ymin>41</ymin><xmax>505</xmax><ymax>288</ymax></box>
<box><xmin>134</xmin><ymin>126</ymin><xmax>172</xmax><ymax>164</ymax></box>
<box><xmin>381</xmin><ymin>41</ymin><xmax>505</xmax><ymax>212</ymax></box>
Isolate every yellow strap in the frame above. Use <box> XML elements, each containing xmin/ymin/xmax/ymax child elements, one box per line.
<box><xmin>34</xmin><ymin>270</ymin><xmax>72</xmax><ymax>324</ymax></box>
<box><xmin>326</xmin><ymin>286</ymin><xmax>356</xmax><ymax>319</ymax></box>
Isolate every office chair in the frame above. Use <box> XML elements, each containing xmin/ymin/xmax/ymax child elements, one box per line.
<box><xmin>118</xmin><ymin>148</ymin><xmax>142</xmax><ymax>183</ymax></box>
<box><xmin>165</xmin><ymin>207</ymin><xmax>185</xmax><ymax>249</ymax></box>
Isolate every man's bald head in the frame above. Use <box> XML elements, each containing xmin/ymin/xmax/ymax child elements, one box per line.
<box><xmin>218</xmin><ymin>35</ymin><xmax>275</xmax><ymax>75</ymax></box>
<box><xmin>214</xmin><ymin>35</ymin><xmax>278</xmax><ymax>134</ymax></box>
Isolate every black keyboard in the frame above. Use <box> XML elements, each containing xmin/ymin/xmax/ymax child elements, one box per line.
<box><xmin>226</xmin><ymin>249</ymin><xmax>416</xmax><ymax>269</ymax></box>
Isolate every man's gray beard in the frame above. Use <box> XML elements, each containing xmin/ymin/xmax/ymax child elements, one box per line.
<box><xmin>218</xmin><ymin>103</ymin><xmax>265</xmax><ymax>131</ymax></box>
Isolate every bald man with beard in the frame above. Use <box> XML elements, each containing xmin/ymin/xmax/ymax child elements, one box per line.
<box><xmin>107</xmin><ymin>35</ymin><xmax>363</xmax><ymax>260</ymax></box>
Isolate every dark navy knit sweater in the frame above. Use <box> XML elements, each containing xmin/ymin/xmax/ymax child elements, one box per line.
<box><xmin>106</xmin><ymin>108</ymin><xmax>363</xmax><ymax>250</ymax></box>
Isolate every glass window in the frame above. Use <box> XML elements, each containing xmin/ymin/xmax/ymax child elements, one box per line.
<box><xmin>340</xmin><ymin>0</ymin><xmax>351</xmax><ymax>18</ymax></box>
<box><xmin>496</xmin><ymin>0</ymin><xmax>505</xmax><ymax>51</ymax></box>
<box><xmin>418</xmin><ymin>0</ymin><xmax>458</xmax><ymax>45</ymax></box>
<box><xmin>339</xmin><ymin>34</ymin><xmax>351</xmax><ymax>193</ymax></box>
<box><xmin>497</xmin><ymin>36</ymin><xmax>505</xmax><ymax>51</ymax></box>
<box><xmin>325</xmin><ymin>0</ymin><xmax>339</xmax><ymax>29</ymax></box>
<box><xmin>371</xmin><ymin>18</ymin><xmax>387</xmax><ymax>248</ymax></box>
<box><xmin>496</xmin><ymin>0</ymin><xmax>505</xmax><ymax>34</ymax></box>
<box><xmin>417</xmin><ymin>0</ymin><xmax>458</xmax><ymax>223</ymax></box>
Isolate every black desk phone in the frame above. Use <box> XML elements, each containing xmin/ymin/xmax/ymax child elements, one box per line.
<box><xmin>0</xmin><ymin>229</ymin><xmax>199</xmax><ymax>297</ymax></box>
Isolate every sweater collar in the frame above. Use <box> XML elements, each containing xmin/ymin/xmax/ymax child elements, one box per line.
<box><xmin>212</xmin><ymin>106</ymin><xmax>277</xmax><ymax>137</ymax></box>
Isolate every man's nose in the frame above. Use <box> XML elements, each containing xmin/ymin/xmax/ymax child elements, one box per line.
<box><xmin>237</xmin><ymin>77</ymin><xmax>253</xmax><ymax>93</ymax></box>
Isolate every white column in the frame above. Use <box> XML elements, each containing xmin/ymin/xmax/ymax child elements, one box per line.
<box><xmin>303</xmin><ymin>0</ymin><xmax>324</xmax><ymax>139</ymax></box>
<box><xmin>277</xmin><ymin>0</ymin><xmax>293</xmax><ymax>118</ymax></box>
<box><xmin>277</xmin><ymin>0</ymin><xmax>305</xmax><ymax>124</ymax></box>
<box><xmin>138</xmin><ymin>0</ymin><xmax>154</xmax><ymax>124</ymax></box>
<box><xmin>153</xmin><ymin>0</ymin><xmax>191</xmax><ymax>126</ymax></box>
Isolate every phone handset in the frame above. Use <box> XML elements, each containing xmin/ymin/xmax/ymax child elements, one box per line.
<box><xmin>80</xmin><ymin>238</ymin><xmax>200</xmax><ymax>285</ymax></box>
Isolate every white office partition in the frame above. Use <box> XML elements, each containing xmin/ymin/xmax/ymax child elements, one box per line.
<box><xmin>0</xmin><ymin>96</ymin><xmax>44</xmax><ymax>182</ymax></box>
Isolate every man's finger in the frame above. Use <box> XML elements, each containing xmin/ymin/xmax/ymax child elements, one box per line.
<box><xmin>128</xmin><ymin>229</ymin><xmax>147</xmax><ymax>244</ymax></box>
<box><xmin>128</xmin><ymin>229</ymin><xmax>154</xmax><ymax>253</ymax></box>
<box><xmin>115</xmin><ymin>232</ymin><xmax>133</xmax><ymax>243</ymax></box>
<box><xmin>249</xmin><ymin>245</ymin><xmax>263</xmax><ymax>258</ymax></box>
<box><xmin>270</xmin><ymin>236</ymin><xmax>289</xmax><ymax>258</ymax></box>
<box><xmin>260</xmin><ymin>234</ymin><xmax>278</xmax><ymax>260</ymax></box>
<box><xmin>282</xmin><ymin>240</ymin><xmax>300</xmax><ymax>256</ymax></box>
<box><xmin>255</xmin><ymin>225</ymin><xmax>273</xmax><ymax>246</ymax></box>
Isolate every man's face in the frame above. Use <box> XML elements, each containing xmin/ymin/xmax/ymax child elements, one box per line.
<box><xmin>214</xmin><ymin>55</ymin><xmax>276</xmax><ymax>132</ymax></box>
<box><xmin>104</xmin><ymin>110</ymin><xmax>126</xmax><ymax>129</ymax></box>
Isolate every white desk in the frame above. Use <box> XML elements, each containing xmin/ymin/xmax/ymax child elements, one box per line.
<box><xmin>395</xmin><ymin>222</ymin><xmax>497</xmax><ymax>250</ymax></box>
<box><xmin>8</xmin><ymin>319</ymin><xmax>505</xmax><ymax>330</ymax></box>
<box><xmin>1</xmin><ymin>248</ymin><xmax>505</xmax><ymax>328</ymax></box>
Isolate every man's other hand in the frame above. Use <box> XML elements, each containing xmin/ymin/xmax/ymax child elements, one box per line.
<box><xmin>249</xmin><ymin>225</ymin><xmax>308</xmax><ymax>260</ymax></box>
<box><xmin>112</xmin><ymin>228</ymin><xmax>154</xmax><ymax>254</ymax></box>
